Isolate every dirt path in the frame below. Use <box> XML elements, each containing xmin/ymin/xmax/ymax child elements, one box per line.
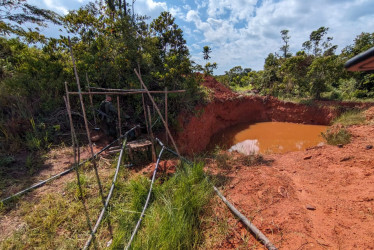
<box><xmin>209</xmin><ymin>124</ymin><xmax>374</xmax><ymax>249</ymax></box>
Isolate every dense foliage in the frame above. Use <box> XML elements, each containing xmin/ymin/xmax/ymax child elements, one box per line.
<box><xmin>217</xmin><ymin>28</ymin><xmax>374</xmax><ymax>100</ymax></box>
<box><xmin>0</xmin><ymin>1</ymin><xmax>205</xmax><ymax>153</ymax></box>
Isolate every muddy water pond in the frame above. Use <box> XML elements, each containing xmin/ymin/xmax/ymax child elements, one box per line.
<box><xmin>209</xmin><ymin>122</ymin><xmax>328</xmax><ymax>154</ymax></box>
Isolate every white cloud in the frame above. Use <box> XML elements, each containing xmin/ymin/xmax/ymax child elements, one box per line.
<box><xmin>42</xmin><ymin>0</ymin><xmax>69</xmax><ymax>14</ymax></box>
<box><xmin>134</xmin><ymin>0</ymin><xmax>167</xmax><ymax>19</ymax></box>
<box><xmin>169</xmin><ymin>6</ymin><xmax>184</xmax><ymax>19</ymax></box>
<box><xmin>31</xmin><ymin>0</ymin><xmax>374</xmax><ymax>74</ymax></box>
<box><xmin>184</xmin><ymin>0</ymin><xmax>374</xmax><ymax>73</ymax></box>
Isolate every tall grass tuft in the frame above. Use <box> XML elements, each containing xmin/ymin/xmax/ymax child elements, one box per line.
<box><xmin>333</xmin><ymin>110</ymin><xmax>366</xmax><ymax>126</ymax></box>
<box><xmin>111</xmin><ymin>162</ymin><xmax>213</xmax><ymax>249</ymax></box>
<box><xmin>321</xmin><ymin>126</ymin><xmax>351</xmax><ymax>145</ymax></box>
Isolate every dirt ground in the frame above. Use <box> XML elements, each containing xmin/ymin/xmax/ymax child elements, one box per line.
<box><xmin>205</xmin><ymin>123</ymin><xmax>374</xmax><ymax>249</ymax></box>
<box><xmin>185</xmin><ymin>78</ymin><xmax>374</xmax><ymax>249</ymax></box>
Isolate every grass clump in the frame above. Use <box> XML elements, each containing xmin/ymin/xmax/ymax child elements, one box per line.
<box><xmin>333</xmin><ymin>110</ymin><xmax>366</xmax><ymax>126</ymax></box>
<box><xmin>322</xmin><ymin>125</ymin><xmax>351</xmax><ymax>146</ymax></box>
<box><xmin>111</xmin><ymin>162</ymin><xmax>213</xmax><ymax>249</ymax></box>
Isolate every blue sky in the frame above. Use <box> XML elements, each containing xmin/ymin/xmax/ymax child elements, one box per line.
<box><xmin>30</xmin><ymin>0</ymin><xmax>374</xmax><ymax>74</ymax></box>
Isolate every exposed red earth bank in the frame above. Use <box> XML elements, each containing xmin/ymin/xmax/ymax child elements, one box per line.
<box><xmin>176</xmin><ymin>76</ymin><xmax>374</xmax><ymax>155</ymax></box>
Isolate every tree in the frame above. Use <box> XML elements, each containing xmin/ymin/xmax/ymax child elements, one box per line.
<box><xmin>280</xmin><ymin>29</ymin><xmax>291</xmax><ymax>58</ymax></box>
<box><xmin>0</xmin><ymin>0</ymin><xmax>61</xmax><ymax>43</ymax></box>
<box><xmin>149</xmin><ymin>11</ymin><xmax>191</xmax><ymax>89</ymax></box>
<box><xmin>342</xmin><ymin>32</ymin><xmax>374</xmax><ymax>58</ymax></box>
<box><xmin>201</xmin><ymin>45</ymin><xmax>217</xmax><ymax>75</ymax></box>
<box><xmin>204</xmin><ymin>62</ymin><xmax>217</xmax><ymax>75</ymax></box>
<box><xmin>302</xmin><ymin>27</ymin><xmax>336</xmax><ymax>57</ymax></box>
<box><xmin>203</xmin><ymin>46</ymin><xmax>211</xmax><ymax>61</ymax></box>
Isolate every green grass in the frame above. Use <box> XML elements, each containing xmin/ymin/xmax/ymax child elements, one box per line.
<box><xmin>333</xmin><ymin>110</ymin><xmax>366</xmax><ymax>126</ymax></box>
<box><xmin>0</xmin><ymin>157</ymin><xmax>119</xmax><ymax>249</ymax></box>
<box><xmin>1</xmin><ymin>157</ymin><xmax>213</xmax><ymax>249</ymax></box>
<box><xmin>321</xmin><ymin>127</ymin><xmax>351</xmax><ymax>146</ymax></box>
<box><xmin>231</xmin><ymin>85</ymin><xmax>254</xmax><ymax>93</ymax></box>
<box><xmin>110</xmin><ymin>162</ymin><xmax>213</xmax><ymax>249</ymax></box>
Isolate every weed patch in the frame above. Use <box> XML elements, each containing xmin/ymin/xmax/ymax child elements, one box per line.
<box><xmin>111</xmin><ymin>162</ymin><xmax>213</xmax><ymax>249</ymax></box>
<box><xmin>322</xmin><ymin>125</ymin><xmax>351</xmax><ymax>145</ymax></box>
<box><xmin>333</xmin><ymin>110</ymin><xmax>366</xmax><ymax>126</ymax></box>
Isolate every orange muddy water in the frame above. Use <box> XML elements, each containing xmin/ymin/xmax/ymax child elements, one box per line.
<box><xmin>209</xmin><ymin>122</ymin><xmax>328</xmax><ymax>154</ymax></box>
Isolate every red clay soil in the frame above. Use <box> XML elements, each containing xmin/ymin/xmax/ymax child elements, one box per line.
<box><xmin>179</xmin><ymin>77</ymin><xmax>374</xmax><ymax>249</ymax></box>
<box><xmin>201</xmin><ymin>75</ymin><xmax>238</xmax><ymax>100</ymax></box>
<box><xmin>207</xmin><ymin>124</ymin><xmax>374</xmax><ymax>249</ymax></box>
<box><xmin>176</xmin><ymin>77</ymin><xmax>374</xmax><ymax>155</ymax></box>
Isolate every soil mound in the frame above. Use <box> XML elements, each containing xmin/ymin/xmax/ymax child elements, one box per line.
<box><xmin>201</xmin><ymin>75</ymin><xmax>237</xmax><ymax>100</ymax></box>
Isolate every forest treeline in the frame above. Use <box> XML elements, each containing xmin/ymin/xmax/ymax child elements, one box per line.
<box><xmin>217</xmin><ymin>28</ymin><xmax>374</xmax><ymax>100</ymax></box>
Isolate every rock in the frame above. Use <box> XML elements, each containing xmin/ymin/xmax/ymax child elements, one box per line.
<box><xmin>304</xmin><ymin>155</ymin><xmax>312</xmax><ymax>160</ymax></box>
<box><xmin>306</xmin><ymin>205</ymin><xmax>316</xmax><ymax>210</ymax></box>
<box><xmin>340</xmin><ymin>156</ymin><xmax>353</xmax><ymax>162</ymax></box>
<box><xmin>366</xmin><ymin>145</ymin><xmax>373</xmax><ymax>150</ymax></box>
<box><xmin>337</xmin><ymin>144</ymin><xmax>343</xmax><ymax>148</ymax></box>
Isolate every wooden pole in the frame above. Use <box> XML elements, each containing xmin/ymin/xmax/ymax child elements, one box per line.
<box><xmin>86</xmin><ymin>73</ymin><xmax>97</xmax><ymax>127</ymax></box>
<box><xmin>63</xmin><ymin>90</ymin><xmax>95</xmax><ymax>246</ymax></box>
<box><xmin>134</xmin><ymin>68</ymin><xmax>180</xmax><ymax>155</ymax></box>
<box><xmin>147</xmin><ymin>105</ymin><xmax>157</xmax><ymax>162</ymax></box>
<box><xmin>138</xmin><ymin>67</ymin><xmax>150</xmax><ymax>136</ymax></box>
<box><xmin>68</xmin><ymin>90</ymin><xmax>186</xmax><ymax>95</ymax></box>
<box><xmin>165</xmin><ymin>87</ymin><xmax>168</xmax><ymax>144</ymax></box>
<box><xmin>117</xmin><ymin>96</ymin><xmax>122</xmax><ymax>138</ymax></box>
<box><xmin>88</xmin><ymin>87</ymin><xmax>186</xmax><ymax>92</ymax></box>
<box><xmin>68</xmin><ymin>38</ymin><xmax>112</xmax><ymax>235</ymax></box>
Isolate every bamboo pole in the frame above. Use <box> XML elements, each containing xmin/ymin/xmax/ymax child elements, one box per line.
<box><xmin>117</xmin><ymin>96</ymin><xmax>122</xmax><ymax>138</ymax></box>
<box><xmin>165</xmin><ymin>87</ymin><xmax>168</xmax><ymax>144</ymax></box>
<box><xmin>138</xmin><ymin>67</ymin><xmax>150</xmax><ymax>136</ymax></box>
<box><xmin>147</xmin><ymin>105</ymin><xmax>157</xmax><ymax>162</ymax></box>
<box><xmin>214</xmin><ymin>186</ymin><xmax>278</xmax><ymax>250</ymax></box>
<box><xmin>68</xmin><ymin>90</ymin><xmax>186</xmax><ymax>95</ymax></box>
<box><xmin>86</xmin><ymin>73</ymin><xmax>97</xmax><ymax>127</ymax></box>
<box><xmin>63</xmin><ymin>92</ymin><xmax>95</xmax><ymax>247</ymax></box>
<box><xmin>134</xmin><ymin>68</ymin><xmax>180</xmax><ymax>155</ymax></box>
<box><xmin>68</xmin><ymin>38</ymin><xmax>112</xmax><ymax>236</ymax></box>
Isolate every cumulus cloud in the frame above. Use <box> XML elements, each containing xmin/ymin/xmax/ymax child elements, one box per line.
<box><xmin>182</xmin><ymin>0</ymin><xmax>374</xmax><ymax>73</ymax></box>
<box><xmin>31</xmin><ymin>0</ymin><xmax>374</xmax><ymax>74</ymax></box>
<box><xmin>134</xmin><ymin>0</ymin><xmax>167</xmax><ymax>19</ymax></box>
<box><xmin>42</xmin><ymin>0</ymin><xmax>69</xmax><ymax>14</ymax></box>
